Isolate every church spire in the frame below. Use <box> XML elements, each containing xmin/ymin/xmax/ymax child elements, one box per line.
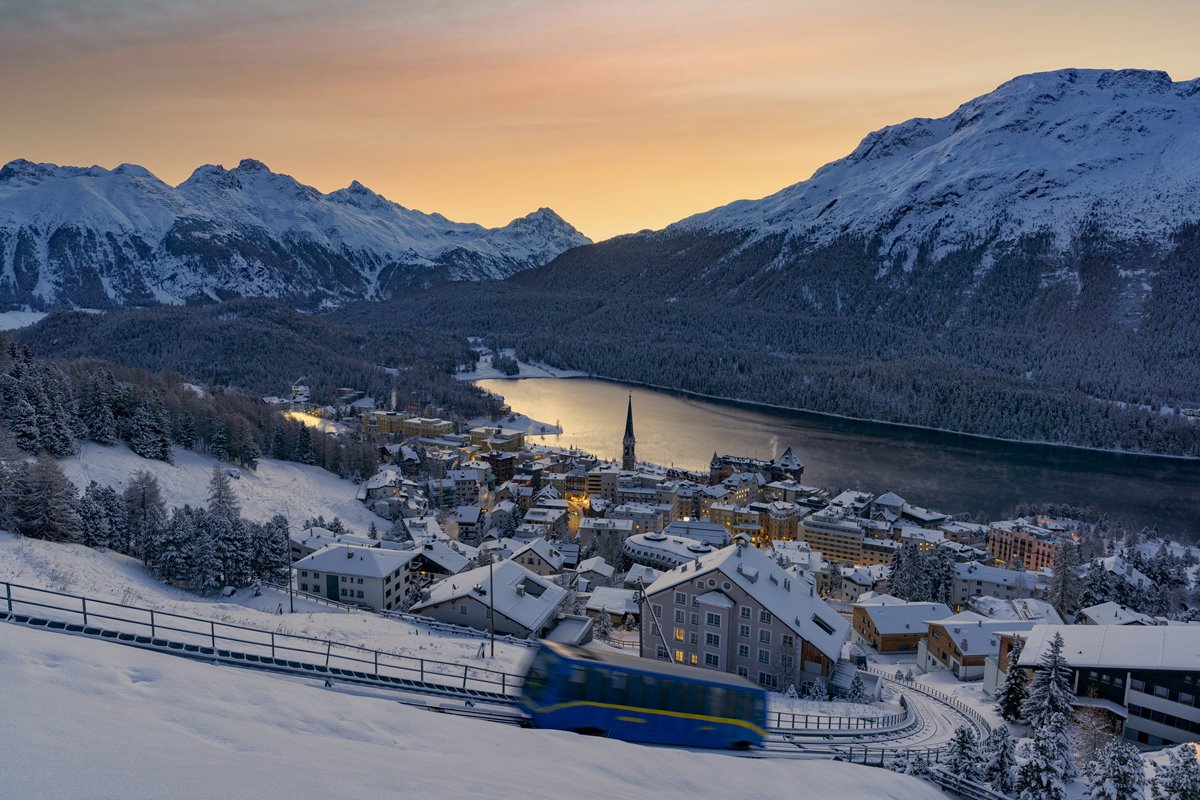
<box><xmin>622</xmin><ymin>393</ymin><xmax>636</xmax><ymax>471</ymax></box>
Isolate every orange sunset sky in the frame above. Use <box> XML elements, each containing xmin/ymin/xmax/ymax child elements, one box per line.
<box><xmin>3</xmin><ymin>0</ymin><xmax>1199</xmax><ymax>241</ymax></box>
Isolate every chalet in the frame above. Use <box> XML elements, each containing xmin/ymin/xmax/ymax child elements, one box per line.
<box><xmin>293</xmin><ymin>545</ymin><xmax>417</xmax><ymax>612</ymax></box>
<box><xmin>576</xmin><ymin>556</ymin><xmax>616</xmax><ymax>588</ymax></box>
<box><xmin>918</xmin><ymin>611</ymin><xmax>1037</xmax><ymax>681</ymax></box>
<box><xmin>409</xmin><ymin>560</ymin><xmax>566</xmax><ymax>639</ymax></box>
<box><xmin>585</xmin><ymin>587</ymin><xmax>640</xmax><ymax>626</ymax></box>
<box><xmin>511</xmin><ymin>538</ymin><xmax>565</xmax><ymax>576</ymax></box>
<box><xmin>640</xmin><ymin>538</ymin><xmax>849</xmax><ymax>690</ymax></box>
<box><xmin>288</xmin><ymin>528</ymin><xmax>377</xmax><ymax>563</ymax></box>
<box><xmin>1078</xmin><ymin>601</ymin><xmax>1156</xmax><ymax>626</ymax></box>
<box><xmin>852</xmin><ymin>596</ymin><xmax>952</xmax><ymax>654</ymax></box>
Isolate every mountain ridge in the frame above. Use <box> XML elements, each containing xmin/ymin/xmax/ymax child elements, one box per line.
<box><xmin>0</xmin><ymin>157</ymin><xmax>589</xmax><ymax>308</ymax></box>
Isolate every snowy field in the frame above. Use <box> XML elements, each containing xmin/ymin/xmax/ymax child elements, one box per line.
<box><xmin>456</xmin><ymin>346</ymin><xmax>588</xmax><ymax>381</ymax></box>
<box><xmin>0</xmin><ymin>532</ymin><xmax>532</xmax><ymax>675</ymax></box>
<box><xmin>1</xmin><ymin>623</ymin><xmax>952</xmax><ymax>800</ymax></box>
<box><xmin>0</xmin><ymin>309</ymin><xmax>48</xmax><ymax>330</ymax></box>
<box><xmin>61</xmin><ymin>442</ymin><xmax>380</xmax><ymax>532</ymax></box>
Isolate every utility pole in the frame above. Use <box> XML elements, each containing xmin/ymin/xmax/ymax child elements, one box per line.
<box><xmin>488</xmin><ymin>553</ymin><xmax>495</xmax><ymax>658</ymax></box>
<box><xmin>288</xmin><ymin>566</ymin><xmax>294</xmax><ymax>613</ymax></box>
<box><xmin>636</xmin><ymin>578</ymin><xmax>645</xmax><ymax>658</ymax></box>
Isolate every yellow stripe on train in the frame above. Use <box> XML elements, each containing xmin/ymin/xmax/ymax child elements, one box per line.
<box><xmin>524</xmin><ymin>700</ymin><xmax>767</xmax><ymax>738</ymax></box>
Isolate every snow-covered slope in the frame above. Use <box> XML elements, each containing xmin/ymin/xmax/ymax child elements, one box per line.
<box><xmin>0</xmin><ymin>157</ymin><xmax>590</xmax><ymax>308</ymax></box>
<box><xmin>677</xmin><ymin>69</ymin><xmax>1200</xmax><ymax>264</ymax></box>
<box><xmin>60</xmin><ymin>442</ymin><xmax>381</xmax><ymax>532</ymax></box>
<box><xmin>2</xmin><ymin>623</ymin><xmax>950</xmax><ymax>800</ymax></box>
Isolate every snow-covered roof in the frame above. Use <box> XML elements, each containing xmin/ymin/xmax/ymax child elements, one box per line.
<box><xmin>970</xmin><ymin>596</ymin><xmax>1064</xmax><ymax>624</ymax></box>
<box><xmin>623</xmin><ymin>564</ymin><xmax>661</xmax><ymax>587</ymax></box>
<box><xmin>953</xmin><ymin>561</ymin><xmax>1037</xmax><ymax>589</ymax></box>
<box><xmin>645</xmin><ymin>542</ymin><xmax>848</xmax><ymax>663</ymax></box>
<box><xmin>696</xmin><ymin>590</ymin><xmax>735</xmax><ymax>609</ymax></box>
<box><xmin>1017</xmin><ymin>624</ymin><xmax>1200</xmax><ymax>671</ymax></box>
<box><xmin>294</xmin><ymin>545</ymin><xmax>416</xmax><ymax>579</ymax></box>
<box><xmin>874</xmin><ymin>491</ymin><xmax>906</xmax><ymax>508</ymax></box>
<box><xmin>1078</xmin><ymin>601</ymin><xmax>1155</xmax><ymax>626</ymax></box>
<box><xmin>585</xmin><ymin>587</ymin><xmax>639</xmax><ymax>616</ymax></box>
<box><xmin>579</xmin><ymin>517</ymin><xmax>634</xmax><ymax>531</ymax></box>
<box><xmin>662</xmin><ymin>519</ymin><xmax>732</xmax><ymax>546</ymax></box>
<box><xmin>925</xmin><ymin>611</ymin><xmax>1037</xmax><ymax>656</ymax></box>
<box><xmin>576</xmin><ymin>556</ymin><xmax>615</xmax><ymax>579</ymax></box>
<box><xmin>414</xmin><ymin>541</ymin><xmax>473</xmax><ymax>574</ymax></box>
<box><xmin>411</xmin><ymin>560</ymin><xmax>566</xmax><ymax>633</ymax></box>
<box><xmin>856</xmin><ymin>599</ymin><xmax>952</xmax><ymax>636</ymax></box>
<box><xmin>512</xmin><ymin>538</ymin><xmax>564</xmax><ymax>570</ymax></box>
<box><xmin>1099</xmin><ymin>555</ymin><xmax>1150</xmax><ymax>586</ymax></box>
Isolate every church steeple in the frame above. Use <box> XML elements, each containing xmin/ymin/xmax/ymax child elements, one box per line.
<box><xmin>621</xmin><ymin>393</ymin><xmax>636</xmax><ymax>471</ymax></box>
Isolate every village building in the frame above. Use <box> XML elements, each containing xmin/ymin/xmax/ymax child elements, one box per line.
<box><xmin>852</xmin><ymin>596</ymin><xmax>953</xmax><ymax>654</ymax></box>
<box><xmin>511</xmin><ymin>538</ymin><xmax>566</xmax><ymax>576</ymax></box>
<box><xmin>917</xmin><ymin>610</ymin><xmax>1037</xmax><ymax>681</ymax></box>
<box><xmin>409</xmin><ymin>560</ymin><xmax>566</xmax><ymax>639</ymax></box>
<box><xmin>640</xmin><ymin>538</ymin><xmax>849</xmax><ymax>690</ymax></box>
<box><xmin>293</xmin><ymin>545</ymin><xmax>417</xmax><ymax>612</ymax></box>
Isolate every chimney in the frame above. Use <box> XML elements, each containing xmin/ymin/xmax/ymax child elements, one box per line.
<box><xmin>346</xmin><ymin>550</ymin><xmax>354</xmax><ymax>559</ymax></box>
<box><xmin>516</xmin><ymin>584</ymin><xmax>525</xmax><ymax>597</ymax></box>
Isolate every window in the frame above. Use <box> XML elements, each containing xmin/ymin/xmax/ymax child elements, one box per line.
<box><xmin>739</xmin><ymin>624</ymin><xmax>750</xmax><ymax>638</ymax></box>
<box><xmin>675</xmin><ymin>650</ymin><xmax>684</xmax><ymax>663</ymax></box>
<box><xmin>340</xmin><ymin>588</ymin><xmax>347</xmax><ymax>596</ymax></box>
<box><xmin>656</xmin><ymin>644</ymin><xmax>669</xmax><ymax>660</ymax></box>
<box><xmin>356</xmin><ymin>590</ymin><xmax>364</xmax><ymax>599</ymax></box>
<box><xmin>1131</xmin><ymin>678</ymin><xmax>1146</xmax><ymax>692</ymax></box>
<box><xmin>689</xmin><ymin>654</ymin><xmax>698</xmax><ymax>665</ymax></box>
<box><xmin>674</xmin><ymin>627</ymin><xmax>685</xmax><ymax>641</ymax></box>
<box><xmin>460</xmin><ymin>605</ymin><xmax>468</xmax><ymax>615</ymax></box>
<box><xmin>760</xmin><ymin>610</ymin><xmax>772</xmax><ymax>624</ymax></box>
<box><xmin>690</xmin><ymin>613</ymin><xmax>699</xmax><ymax>626</ymax></box>
<box><xmin>740</xmin><ymin>606</ymin><xmax>752</xmax><ymax>620</ymax></box>
<box><xmin>652</xmin><ymin>604</ymin><xmax>662</xmax><ymax>617</ymax></box>
<box><xmin>706</xmin><ymin>612</ymin><xmax>721</xmax><ymax>627</ymax></box>
<box><xmin>300</xmin><ymin>571</ymin><xmax>308</xmax><ymax>578</ymax></box>
<box><xmin>704</xmin><ymin>653</ymin><xmax>719</xmax><ymax>668</ymax></box>
<box><xmin>738</xmin><ymin>644</ymin><xmax>749</xmax><ymax>658</ymax></box>
<box><xmin>357</xmin><ymin>578</ymin><xmax>364</xmax><ymax>584</ymax></box>
<box><xmin>706</xmin><ymin>632</ymin><xmax>720</xmax><ymax>647</ymax></box>
<box><xmin>759</xmin><ymin>629</ymin><xmax>772</xmax><ymax>645</ymax></box>
<box><xmin>737</xmin><ymin>666</ymin><xmax>749</xmax><ymax>677</ymax></box>
<box><xmin>781</xmin><ymin>654</ymin><xmax>793</xmax><ymax>670</ymax></box>
<box><xmin>758</xmin><ymin>672</ymin><xmax>777</xmax><ymax>689</ymax></box>
<box><xmin>811</xmin><ymin>614</ymin><xmax>836</xmax><ymax>636</ymax></box>
<box><xmin>675</xmin><ymin>592</ymin><xmax>687</xmax><ymax>604</ymax></box>
<box><xmin>689</xmin><ymin>632</ymin><xmax>698</xmax><ymax>645</ymax></box>
<box><xmin>782</xmin><ymin>634</ymin><xmax>794</xmax><ymax>649</ymax></box>
<box><xmin>758</xmin><ymin>648</ymin><xmax>770</xmax><ymax>664</ymax></box>
<box><xmin>674</xmin><ymin>609</ymin><xmax>685</xmax><ymax>623</ymax></box>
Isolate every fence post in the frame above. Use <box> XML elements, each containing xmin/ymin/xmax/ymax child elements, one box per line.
<box><xmin>420</xmin><ymin>659</ymin><xmax>425</xmax><ymax>684</ymax></box>
<box><xmin>5</xmin><ymin>582</ymin><xmax>10</xmax><ymax>614</ymax></box>
<box><xmin>502</xmin><ymin>672</ymin><xmax>506</xmax><ymax>695</ymax></box>
<box><xmin>325</xmin><ymin>641</ymin><xmax>332</xmax><ymax>667</ymax></box>
<box><xmin>271</xmin><ymin>632</ymin><xmax>276</xmax><ymax>660</ymax></box>
<box><xmin>150</xmin><ymin>610</ymin><xmax>156</xmax><ymax>638</ymax></box>
<box><xmin>211</xmin><ymin>621</ymin><xmax>216</xmax><ymax>649</ymax></box>
<box><xmin>81</xmin><ymin>597</ymin><xmax>88</xmax><ymax>625</ymax></box>
<box><xmin>374</xmin><ymin>650</ymin><xmax>379</xmax><ymax>677</ymax></box>
<box><xmin>463</xmin><ymin>664</ymin><xmax>468</xmax><ymax>690</ymax></box>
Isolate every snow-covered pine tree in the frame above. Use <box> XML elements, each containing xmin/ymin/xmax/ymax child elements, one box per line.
<box><xmin>129</xmin><ymin>398</ymin><xmax>172</xmax><ymax>462</ymax></box>
<box><xmin>187</xmin><ymin>509</ymin><xmax>223</xmax><ymax>595</ymax></box>
<box><xmin>928</xmin><ymin>546</ymin><xmax>957</xmax><ymax>605</ymax></box>
<box><xmin>251</xmin><ymin>515</ymin><xmax>292</xmax><ymax>584</ymax></box>
<box><xmin>122</xmin><ymin>470</ymin><xmax>167</xmax><ymax>561</ymax></box>
<box><xmin>944</xmin><ymin>724</ymin><xmax>983</xmax><ymax>782</ymax></box>
<box><xmin>8</xmin><ymin>392</ymin><xmax>41</xmax><ymax>453</ymax></box>
<box><xmin>889</xmin><ymin>541</ymin><xmax>920</xmax><ymax>600</ymax></box>
<box><xmin>175</xmin><ymin>411</ymin><xmax>196</xmax><ymax>449</ymax></box>
<box><xmin>595</xmin><ymin>612</ymin><xmax>614</xmax><ymax>639</ymax></box>
<box><xmin>995</xmin><ymin>639</ymin><xmax>1029</xmax><ymax>722</ymax></box>
<box><xmin>151</xmin><ymin>506</ymin><xmax>197</xmax><ymax>586</ymax></box>
<box><xmin>805</xmin><ymin>680</ymin><xmax>829</xmax><ymax>702</ymax></box>
<box><xmin>1084</xmin><ymin>738</ymin><xmax>1145</xmax><ymax>800</ymax></box>
<box><xmin>1076</xmin><ymin>560</ymin><xmax>1116</xmax><ymax>619</ymax></box>
<box><xmin>207</xmin><ymin>466</ymin><xmax>242</xmax><ymax>522</ymax></box>
<box><xmin>78</xmin><ymin>480</ymin><xmax>114</xmax><ymax>549</ymax></box>
<box><xmin>1016</xmin><ymin>712</ymin><xmax>1073</xmax><ymax>800</ymax></box>
<box><xmin>293</xmin><ymin>424</ymin><xmax>315</xmax><ymax>465</ymax></box>
<box><xmin>1152</xmin><ymin>743</ymin><xmax>1200</xmax><ymax>800</ymax></box>
<box><xmin>208</xmin><ymin>424</ymin><xmax>232</xmax><ymax>463</ymax></box>
<box><xmin>79</xmin><ymin>374</ymin><xmax>118</xmax><ymax>445</ymax></box>
<box><xmin>981</xmin><ymin>726</ymin><xmax>1018</xmax><ymax>795</ymax></box>
<box><xmin>269</xmin><ymin>424</ymin><xmax>289</xmax><ymax>460</ymax></box>
<box><xmin>846</xmin><ymin>673</ymin><xmax>868</xmax><ymax>704</ymax></box>
<box><xmin>1020</xmin><ymin>632</ymin><xmax>1075</xmax><ymax>731</ymax></box>
<box><xmin>1048</xmin><ymin>542</ymin><xmax>1082</xmax><ymax>617</ymax></box>
<box><xmin>11</xmin><ymin>457</ymin><xmax>82</xmax><ymax>543</ymax></box>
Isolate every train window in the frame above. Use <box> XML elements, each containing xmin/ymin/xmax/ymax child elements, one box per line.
<box><xmin>642</xmin><ymin>675</ymin><xmax>659</xmax><ymax>708</ymax></box>
<box><xmin>568</xmin><ymin>666</ymin><xmax>587</xmax><ymax>700</ymax></box>
<box><xmin>586</xmin><ymin>669</ymin><xmax>608</xmax><ymax>703</ymax></box>
<box><xmin>523</xmin><ymin>651</ymin><xmax>557</xmax><ymax>701</ymax></box>
<box><xmin>610</xmin><ymin>671</ymin><xmax>628</xmax><ymax>705</ymax></box>
<box><xmin>707</xmin><ymin>687</ymin><xmax>726</xmax><ymax>717</ymax></box>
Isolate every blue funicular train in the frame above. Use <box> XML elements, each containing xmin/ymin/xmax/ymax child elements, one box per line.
<box><xmin>517</xmin><ymin>641</ymin><xmax>768</xmax><ymax>749</ymax></box>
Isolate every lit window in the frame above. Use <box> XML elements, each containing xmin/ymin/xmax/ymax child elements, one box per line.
<box><xmin>690</xmin><ymin>654</ymin><xmax>698</xmax><ymax>665</ymax></box>
<box><xmin>674</xmin><ymin>627</ymin><xmax>685</xmax><ymax>641</ymax></box>
<box><xmin>675</xmin><ymin>650</ymin><xmax>684</xmax><ymax>663</ymax></box>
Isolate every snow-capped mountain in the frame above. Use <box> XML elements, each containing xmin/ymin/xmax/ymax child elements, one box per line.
<box><xmin>676</xmin><ymin>68</ymin><xmax>1200</xmax><ymax>267</ymax></box>
<box><xmin>0</xmin><ymin>158</ymin><xmax>589</xmax><ymax>308</ymax></box>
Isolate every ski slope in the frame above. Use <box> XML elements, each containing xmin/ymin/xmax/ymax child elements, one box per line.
<box><xmin>1</xmin><ymin>623</ymin><xmax>951</xmax><ymax>800</ymax></box>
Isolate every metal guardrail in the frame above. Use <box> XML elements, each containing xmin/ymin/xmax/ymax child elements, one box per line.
<box><xmin>263</xmin><ymin>581</ymin><xmax>357</xmax><ymax>612</ymax></box>
<box><xmin>1</xmin><ymin>581</ymin><xmax>525</xmax><ymax>697</ymax></box>
<box><xmin>768</xmin><ymin>695</ymin><xmax>913</xmax><ymax>733</ymax></box>
<box><xmin>927</xmin><ymin>767</ymin><xmax>1011</xmax><ymax>800</ymax></box>
<box><xmin>380</xmin><ymin>609</ymin><xmax>538</xmax><ymax>647</ymax></box>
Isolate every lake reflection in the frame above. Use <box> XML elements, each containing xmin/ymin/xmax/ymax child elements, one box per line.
<box><xmin>477</xmin><ymin>377</ymin><xmax>1200</xmax><ymax>535</ymax></box>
